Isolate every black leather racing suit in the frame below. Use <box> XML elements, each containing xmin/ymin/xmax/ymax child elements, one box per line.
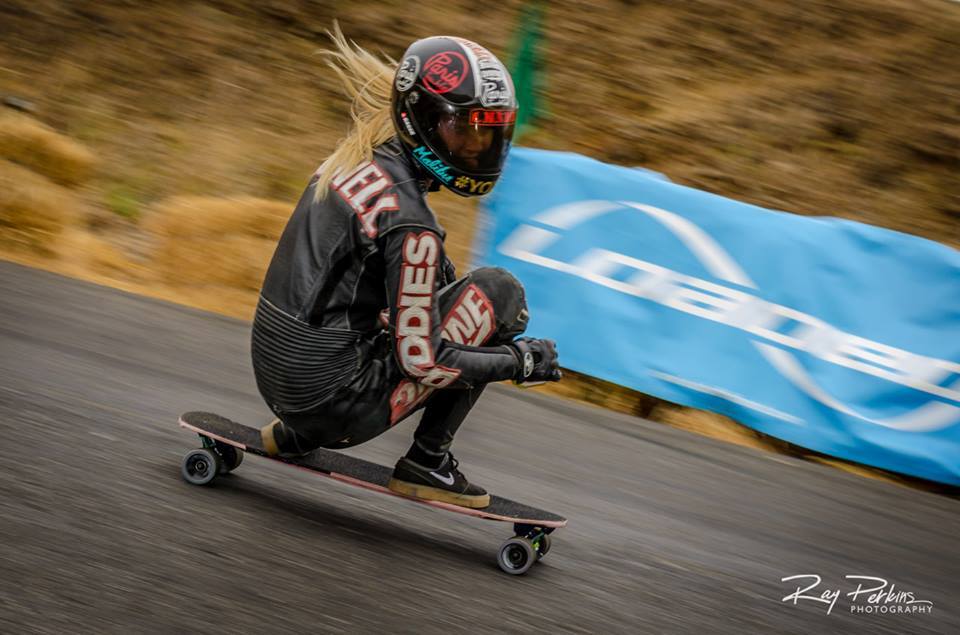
<box><xmin>251</xmin><ymin>138</ymin><xmax>528</xmax><ymax>457</ymax></box>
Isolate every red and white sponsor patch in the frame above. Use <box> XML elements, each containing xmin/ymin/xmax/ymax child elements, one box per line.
<box><xmin>390</xmin><ymin>232</ymin><xmax>476</xmax><ymax>424</ymax></box>
<box><xmin>395</xmin><ymin>232</ymin><xmax>461</xmax><ymax>388</ymax></box>
<box><xmin>441</xmin><ymin>284</ymin><xmax>495</xmax><ymax>346</ymax></box>
<box><xmin>331</xmin><ymin>161</ymin><xmax>399</xmax><ymax>238</ymax></box>
<box><xmin>389</xmin><ymin>379</ymin><xmax>432</xmax><ymax>424</ymax></box>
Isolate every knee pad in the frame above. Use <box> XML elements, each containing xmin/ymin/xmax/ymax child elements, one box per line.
<box><xmin>468</xmin><ymin>267</ymin><xmax>529</xmax><ymax>342</ymax></box>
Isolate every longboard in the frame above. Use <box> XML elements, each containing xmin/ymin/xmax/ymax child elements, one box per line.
<box><xmin>178</xmin><ymin>411</ymin><xmax>566</xmax><ymax>575</ymax></box>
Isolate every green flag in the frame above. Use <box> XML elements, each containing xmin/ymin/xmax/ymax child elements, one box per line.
<box><xmin>509</xmin><ymin>2</ymin><xmax>546</xmax><ymax>137</ymax></box>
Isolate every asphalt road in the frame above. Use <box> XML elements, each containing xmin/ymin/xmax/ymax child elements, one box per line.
<box><xmin>0</xmin><ymin>260</ymin><xmax>957</xmax><ymax>634</ymax></box>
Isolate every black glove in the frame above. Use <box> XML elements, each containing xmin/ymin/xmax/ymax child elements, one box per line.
<box><xmin>509</xmin><ymin>337</ymin><xmax>562</xmax><ymax>384</ymax></box>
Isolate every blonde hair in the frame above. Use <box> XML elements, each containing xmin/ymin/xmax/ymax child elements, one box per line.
<box><xmin>314</xmin><ymin>25</ymin><xmax>397</xmax><ymax>199</ymax></box>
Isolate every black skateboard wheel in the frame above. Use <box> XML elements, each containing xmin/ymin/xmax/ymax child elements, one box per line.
<box><xmin>534</xmin><ymin>533</ymin><xmax>552</xmax><ymax>560</ymax></box>
<box><xmin>215</xmin><ymin>443</ymin><xmax>244</xmax><ymax>473</ymax></box>
<box><xmin>181</xmin><ymin>448</ymin><xmax>221</xmax><ymax>485</ymax></box>
<box><xmin>498</xmin><ymin>537</ymin><xmax>536</xmax><ymax>575</ymax></box>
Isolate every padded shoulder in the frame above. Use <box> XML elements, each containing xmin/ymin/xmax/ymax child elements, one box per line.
<box><xmin>322</xmin><ymin>138</ymin><xmax>444</xmax><ymax>241</ymax></box>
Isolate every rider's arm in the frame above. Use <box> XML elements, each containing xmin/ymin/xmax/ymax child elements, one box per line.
<box><xmin>380</xmin><ymin>227</ymin><xmax>520</xmax><ymax>389</ymax></box>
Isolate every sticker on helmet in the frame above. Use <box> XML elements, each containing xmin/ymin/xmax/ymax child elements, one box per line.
<box><xmin>400</xmin><ymin>111</ymin><xmax>417</xmax><ymax>137</ymax></box>
<box><xmin>412</xmin><ymin>146</ymin><xmax>454</xmax><ymax>184</ymax></box>
<box><xmin>454</xmin><ymin>175</ymin><xmax>494</xmax><ymax>195</ymax></box>
<box><xmin>479</xmin><ymin>70</ymin><xmax>511</xmax><ymax>107</ymax></box>
<box><xmin>423</xmin><ymin>51</ymin><xmax>468</xmax><ymax>94</ymax></box>
<box><xmin>395</xmin><ymin>55</ymin><xmax>420</xmax><ymax>92</ymax></box>
<box><xmin>454</xmin><ymin>39</ymin><xmax>514</xmax><ymax>107</ymax></box>
<box><xmin>469</xmin><ymin>109</ymin><xmax>516</xmax><ymax>126</ymax></box>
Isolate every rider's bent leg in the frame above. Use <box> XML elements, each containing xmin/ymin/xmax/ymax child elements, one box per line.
<box><xmin>410</xmin><ymin>266</ymin><xmax>528</xmax><ymax>461</ymax></box>
<box><xmin>390</xmin><ymin>267</ymin><xmax>529</xmax><ymax>508</ymax></box>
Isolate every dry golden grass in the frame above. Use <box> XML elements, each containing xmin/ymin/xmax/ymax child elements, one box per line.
<box><xmin>59</xmin><ymin>229</ymin><xmax>152</xmax><ymax>281</ymax></box>
<box><xmin>0</xmin><ymin>160</ymin><xmax>78</xmax><ymax>254</ymax></box>
<box><xmin>163</xmin><ymin>284</ymin><xmax>260</xmax><ymax>321</ymax></box>
<box><xmin>145</xmin><ymin>195</ymin><xmax>291</xmax><ymax>239</ymax></box>
<box><xmin>0</xmin><ymin>113</ymin><xmax>96</xmax><ymax>187</ymax></box>
<box><xmin>145</xmin><ymin>196</ymin><xmax>290</xmax><ymax>294</ymax></box>
<box><xmin>152</xmin><ymin>234</ymin><xmax>277</xmax><ymax>291</ymax></box>
<box><xmin>651</xmin><ymin>403</ymin><xmax>780</xmax><ymax>453</ymax></box>
<box><xmin>539</xmin><ymin>368</ymin><xmax>655</xmax><ymax>416</ymax></box>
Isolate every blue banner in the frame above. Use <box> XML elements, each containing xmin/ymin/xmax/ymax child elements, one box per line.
<box><xmin>476</xmin><ymin>147</ymin><xmax>960</xmax><ymax>485</ymax></box>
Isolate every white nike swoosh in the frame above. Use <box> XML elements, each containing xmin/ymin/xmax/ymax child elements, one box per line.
<box><xmin>429</xmin><ymin>470</ymin><xmax>455</xmax><ymax>486</ymax></box>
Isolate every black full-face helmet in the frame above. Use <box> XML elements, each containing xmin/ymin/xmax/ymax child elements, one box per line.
<box><xmin>391</xmin><ymin>36</ymin><xmax>518</xmax><ymax>197</ymax></box>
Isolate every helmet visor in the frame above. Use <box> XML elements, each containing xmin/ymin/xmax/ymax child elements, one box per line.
<box><xmin>418</xmin><ymin>99</ymin><xmax>516</xmax><ymax>175</ymax></box>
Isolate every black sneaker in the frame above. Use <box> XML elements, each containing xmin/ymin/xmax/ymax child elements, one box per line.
<box><xmin>260</xmin><ymin>418</ymin><xmax>313</xmax><ymax>458</ymax></box>
<box><xmin>387</xmin><ymin>453</ymin><xmax>491</xmax><ymax>509</ymax></box>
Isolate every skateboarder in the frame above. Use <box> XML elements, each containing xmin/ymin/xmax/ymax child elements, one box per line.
<box><xmin>251</xmin><ymin>30</ymin><xmax>561</xmax><ymax>509</ymax></box>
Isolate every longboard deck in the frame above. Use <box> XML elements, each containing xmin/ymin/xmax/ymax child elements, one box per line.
<box><xmin>179</xmin><ymin>411</ymin><xmax>566</xmax><ymax>528</ymax></box>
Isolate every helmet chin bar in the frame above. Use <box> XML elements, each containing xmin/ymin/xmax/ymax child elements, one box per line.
<box><xmin>410</xmin><ymin>144</ymin><xmax>497</xmax><ymax>197</ymax></box>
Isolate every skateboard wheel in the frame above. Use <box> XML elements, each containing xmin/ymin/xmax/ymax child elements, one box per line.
<box><xmin>534</xmin><ymin>533</ymin><xmax>552</xmax><ymax>560</ymax></box>
<box><xmin>181</xmin><ymin>448</ymin><xmax>221</xmax><ymax>485</ymax></box>
<box><xmin>497</xmin><ymin>537</ymin><xmax>536</xmax><ymax>575</ymax></box>
<box><xmin>216</xmin><ymin>443</ymin><xmax>244</xmax><ymax>473</ymax></box>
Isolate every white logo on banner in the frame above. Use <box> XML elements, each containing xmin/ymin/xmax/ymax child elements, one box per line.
<box><xmin>498</xmin><ymin>200</ymin><xmax>960</xmax><ymax>431</ymax></box>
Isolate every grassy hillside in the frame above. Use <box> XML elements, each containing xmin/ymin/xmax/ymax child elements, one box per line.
<box><xmin>2</xmin><ymin>1</ymin><xmax>957</xmax><ymax>258</ymax></box>
<box><xmin>1</xmin><ymin>0</ymin><xmax>957</xmax><ymax>487</ymax></box>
